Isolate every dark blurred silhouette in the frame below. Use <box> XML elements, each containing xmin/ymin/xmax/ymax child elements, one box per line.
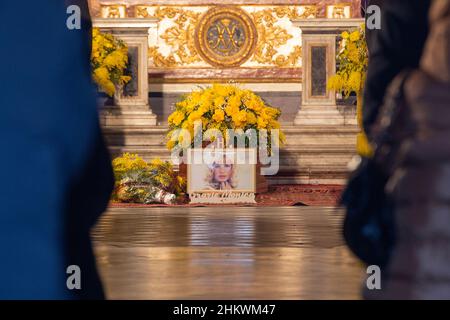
<box><xmin>363</xmin><ymin>0</ymin><xmax>431</xmax><ymax>136</ymax></box>
<box><xmin>0</xmin><ymin>1</ymin><xmax>113</xmax><ymax>299</ymax></box>
<box><xmin>366</xmin><ymin>0</ymin><xmax>450</xmax><ymax>299</ymax></box>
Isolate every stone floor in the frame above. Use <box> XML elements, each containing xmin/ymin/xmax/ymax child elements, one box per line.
<box><xmin>92</xmin><ymin>207</ymin><xmax>365</xmax><ymax>300</ymax></box>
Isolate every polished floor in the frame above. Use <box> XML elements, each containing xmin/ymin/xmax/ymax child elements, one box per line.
<box><xmin>92</xmin><ymin>207</ymin><xmax>365</xmax><ymax>300</ymax></box>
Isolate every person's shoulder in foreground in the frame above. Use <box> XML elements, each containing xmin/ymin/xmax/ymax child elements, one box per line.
<box><xmin>0</xmin><ymin>1</ymin><xmax>113</xmax><ymax>300</ymax></box>
<box><xmin>363</xmin><ymin>0</ymin><xmax>432</xmax><ymax>135</ymax></box>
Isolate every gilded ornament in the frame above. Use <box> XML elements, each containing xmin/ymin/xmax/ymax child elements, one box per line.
<box><xmin>195</xmin><ymin>6</ymin><xmax>257</xmax><ymax>68</ymax></box>
<box><xmin>148</xmin><ymin>7</ymin><xmax>202</xmax><ymax>67</ymax></box>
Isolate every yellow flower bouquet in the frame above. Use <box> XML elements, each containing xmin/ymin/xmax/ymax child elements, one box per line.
<box><xmin>91</xmin><ymin>28</ymin><xmax>131</xmax><ymax>97</ymax></box>
<box><xmin>328</xmin><ymin>25</ymin><xmax>373</xmax><ymax>157</ymax></box>
<box><xmin>328</xmin><ymin>26</ymin><xmax>368</xmax><ymax>97</ymax></box>
<box><xmin>112</xmin><ymin>153</ymin><xmax>186</xmax><ymax>204</ymax></box>
<box><xmin>166</xmin><ymin>84</ymin><xmax>285</xmax><ymax>150</ymax></box>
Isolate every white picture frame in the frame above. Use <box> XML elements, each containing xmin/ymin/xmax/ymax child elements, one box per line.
<box><xmin>187</xmin><ymin>148</ymin><xmax>257</xmax><ymax>204</ymax></box>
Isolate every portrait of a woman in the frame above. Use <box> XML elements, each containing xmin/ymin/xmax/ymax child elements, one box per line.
<box><xmin>206</xmin><ymin>161</ymin><xmax>237</xmax><ymax>191</ymax></box>
<box><xmin>187</xmin><ymin>149</ymin><xmax>256</xmax><ymax>194</ymax></box>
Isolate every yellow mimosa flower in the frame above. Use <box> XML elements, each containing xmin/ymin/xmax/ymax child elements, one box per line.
<box><xmin>257</xmin><ymin>117</ymin><xmax>268</xmax><ymax>129</ymax></box>
<box><xmin>349</xmin><ymin>30</ymin><xmax>361</xmax><ymax>42</ymax></box>
<box><xmin>247</xmin><ymin>111</ymin><xmax>257</xmax><ymax>124</ymax></box>
<box><xmin>212</xmin><ymin>109</ymin><xmax>225</xmax><ymax>122</ymax></box>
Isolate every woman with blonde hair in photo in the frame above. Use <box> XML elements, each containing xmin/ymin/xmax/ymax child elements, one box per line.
<box><xmin>205</xmin><ymin>155</ymin><xmax>237</xmax><ymax>191</ymax></box>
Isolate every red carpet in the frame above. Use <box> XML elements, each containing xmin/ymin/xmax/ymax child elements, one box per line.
<box><xmin>110</xmin><ymin>184</ymin><xmax>344</xmax><ymax>208</ymax></box>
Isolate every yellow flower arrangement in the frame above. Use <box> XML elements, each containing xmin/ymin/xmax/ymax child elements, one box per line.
<box><xmin>112</xmin><ymin>153</ymin><xmax>148</xmax><ymax>182</ymax></box>
<box><xmin>328</xmin><ymin>26</ymin><xmax>367</xmax><ymax>98</ymax></box>
<box><xmin>166</xmin><ymin>84</ymin><xmax>285</xmax><ymax>150</ymax></box>
<box><xmin>91</xmin><ymin>28</ymin><xmax>131</xmax><ymax>97</ymax></box>
<box><xmin>328</xmin><ymin>25</ymin><xmax>373</xmax><ymax>157</ymax></box>
<box><xmin>112</xmin><ymin>153</ymin><xmax>186</xmax><ymax>202</ymax></box>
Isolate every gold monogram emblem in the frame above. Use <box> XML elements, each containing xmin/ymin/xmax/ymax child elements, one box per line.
<box><xmin>195</xmin><ymin>6</ymin><xmax>257</xmax><ymax>68</ymax></box>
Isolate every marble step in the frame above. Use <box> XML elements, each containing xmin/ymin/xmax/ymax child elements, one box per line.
<box><xmin>108</xmin><ymin>145</ymin><xmax>356</xmax><ymax>167</ymax></box>
<box><xmin>102</xmin><ymin>125</ymin><xmax>359</xmax><ymax>147</ymax></box>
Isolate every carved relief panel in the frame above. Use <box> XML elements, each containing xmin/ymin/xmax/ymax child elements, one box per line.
<box><xmin>141</xmin><ymin>5</ymin><xmax>317</xmax><ymax>69</ymax></box>
<box><xmin>89</xmin><ymin>1</ymin><xmax>360</xmax><ymax>82</ymax></box>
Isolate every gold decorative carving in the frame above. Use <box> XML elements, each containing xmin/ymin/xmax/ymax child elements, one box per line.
<box><xmin>271</xmin><ymin>5</ymin><xmax>318</xmax><ymax>19</ymax></box>
<box><xmin>148</xmin><ymin>47</ymin><xmax>178</xmax><ymax>68</ymax></box>
<box><xmin>297</xmin><ymin>6</ymin><xmax>319</xmax><ymax>19</ymax></box>
<box><xmin>135</xmin><ymin>6</ymin><xmax>150</xmax><ymax>18</ymax></box>
<box><xmin>101</xmin><ymin>5</ymin><xmax>126</xmax><ymax>19</ymax></box>
<box><xmin>274</xmin><ymin>46</ymin><xmax>302</xmax><ymax>67</ymax></box>
<box><xmin>148</xmin><ymin>7</ymin><xmax>202</xmax><ymax>68</ymax></box>
<box><xmin>326</xmin><ymin>5</ymin><xmax>351</xmax><ymax>19</ymax></box>
<box><xmin>146</xmin><ymin>5</ymin><xmax>317</xmax><ymax>68</ymax></box>
<box><xmin>195</xmin><ymin>6</ymin><xmax>257</xmax><ymax>68</ymax></box>
<box><xmin>250</xmin><ymin>7</ymin><xmax>314</xmax><ymax>67</ymax></box>
<box><xmin>251</xmin><ymin>9</ymin><xmax>293</xmax><ymax>65</ymax></box>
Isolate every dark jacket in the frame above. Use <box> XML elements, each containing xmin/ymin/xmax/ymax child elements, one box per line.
<box><xmin>0</xmin><ymin>1</ymin><xmax>114</xmax><ymax>299</ymax></box>
<box><xmin>366</xmin><ymin>0</ymin><xmax>450</xmax><ymax>299</ymax></box>
<box><xmin>363</xmin><ymin>0</ymin><xmax>431</xmax><ymax>136</ymax></box>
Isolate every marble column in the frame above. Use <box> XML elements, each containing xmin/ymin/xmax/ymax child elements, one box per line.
<box><xmin>93</xmin><ymin>18</ymin><xmax>158</xmax><ymax>126</ymax></box>
<box><xmin>292</xmin><ymin>18</ymin><xmax>364</xmax><ymax>126</ymax></box>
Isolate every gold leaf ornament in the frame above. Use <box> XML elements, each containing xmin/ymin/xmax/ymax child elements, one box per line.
<box><xmin>251</xmin><ymin>8</ymin><xmax>296</xmax><ymax>67</ymax></box>
<box><xmin>149</xmin><ymin>7</ymin><xmax>202</xmax><ymax>67</ymax></box>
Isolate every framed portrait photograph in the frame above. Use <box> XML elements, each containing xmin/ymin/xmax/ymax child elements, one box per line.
<box><xmin>187</xmin><ymin>148</ymin><xmax>257</xmax><ymax>204</ymax></box>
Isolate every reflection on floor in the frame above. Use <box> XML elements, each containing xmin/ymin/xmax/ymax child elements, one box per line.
<box><xmin>92</xmin><ymin>207</ymin><xmax>365</xmax><ymax>300</ymax></box>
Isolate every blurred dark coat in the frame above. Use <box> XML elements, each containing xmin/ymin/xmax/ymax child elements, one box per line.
<box><xmin>0</xmin><ymin>1</ymin><xmax>113</xmax><ymax>299</ymax></box>
<box><xmin>366</xmin><ymin>0</ymin><xmax>450</xmax><ymax>299</ymax></box>
<box><xmin>363</xmin><ymin>0</ymin><xmax>431</xmax><ymax>136</ymax></box>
